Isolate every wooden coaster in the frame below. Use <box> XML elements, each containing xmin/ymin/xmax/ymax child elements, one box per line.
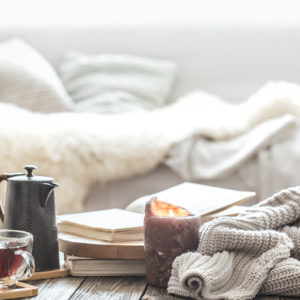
<box><xmin>0</xmin><ymin>282</ymin><xmax>38</xmax><ymax>299</ymax></box>
<box><xmin>25</xmin><ymin>253</ymin><xmax>69</xmax><ymax>281</ymax></box>
<box><xmin>28</xmin><ymin>267</ymin><xmax>69</xmax><ymax>281</ymax></box>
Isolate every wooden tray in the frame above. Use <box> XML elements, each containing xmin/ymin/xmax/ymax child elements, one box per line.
<box><xmin>0</xmin><ymin>282</ymin><xmax>38</xmax><ymax>299</ymax></box>
<box><xmin>58</xmin><ymin>233</ymin><xmax>144</xmax><ymax>259</ymax></box>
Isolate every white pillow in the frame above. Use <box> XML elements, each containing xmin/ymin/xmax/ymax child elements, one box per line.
<box><xmin>59</xmin><ymin>52</ymin><xmax>177</xmax><ymax>114</ymax></box>
<box><xmin>0</xmin><ymin>39</ymin><xmax>73</xmax><ymax>113</ymax></box>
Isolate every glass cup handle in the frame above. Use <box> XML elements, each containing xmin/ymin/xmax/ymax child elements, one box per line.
<box><xmin>14</xmin><ymin>250</ymin><xmax>35</xmax><ymax>280</ymax></box>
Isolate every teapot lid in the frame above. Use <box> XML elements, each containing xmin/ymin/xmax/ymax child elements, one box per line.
<box><xmin>8</xmin><ymin>165</ymin><xmax>54</xmax><ymax>183</ymax></box>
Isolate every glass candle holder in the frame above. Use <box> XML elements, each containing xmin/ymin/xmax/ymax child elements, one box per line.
<box><xmin>144</xmin><ymin>198</ymin><xmax>200</xmax><ymax>288</ymax></box>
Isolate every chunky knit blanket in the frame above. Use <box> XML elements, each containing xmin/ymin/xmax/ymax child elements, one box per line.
<box><xmin>168</xmin><ymin>187</ymin><xmax>300</xmax><ymax>300</ymax></box>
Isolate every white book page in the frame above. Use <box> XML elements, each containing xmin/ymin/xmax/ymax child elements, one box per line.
<box><xmin>129</xmin><ymin>182</ymin><xmax>255</xmax><ymax>216</ymax></box>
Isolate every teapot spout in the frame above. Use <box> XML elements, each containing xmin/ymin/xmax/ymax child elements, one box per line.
<box><xmin>39</xmin><ymin>182</ymin><xmax>59</xmax><ymax>208</ymax></box>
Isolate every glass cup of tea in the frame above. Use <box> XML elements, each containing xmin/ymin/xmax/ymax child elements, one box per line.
<box><xmin>0</xmin><ymin>230</ymin><xmax>35</xmax><ymax>288</ymax></box>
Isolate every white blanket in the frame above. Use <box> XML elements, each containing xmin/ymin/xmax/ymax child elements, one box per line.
<box><xmin>1</xmin><ymin>81</ymin><xmax>300</xmax><ymax>213</ymax></box>
<box><xmin>164</xmin><ymin>115</ymin><xmax>296</xmax><ymax>180</ymax></box>
<box><xmin>257</xmin><ymin>122</ymin><xmax>300</xmax><ymax>199</ymax></box>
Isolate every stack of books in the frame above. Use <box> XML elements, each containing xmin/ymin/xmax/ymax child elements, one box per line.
<box><xmin>58</xmin><ymin>209</ymin><xmax>145</xmax><ymax>276</ymax></box>
<box><xmin>57</xmin><ymin>182</ymin><xmax>255</xmax><ymax>276</ymax></box>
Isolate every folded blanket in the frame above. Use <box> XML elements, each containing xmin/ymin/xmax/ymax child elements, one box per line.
<box><xmin>168</xmin><ymin>187</ymin><xmax>300</xmax><ymax>299</ymax></box>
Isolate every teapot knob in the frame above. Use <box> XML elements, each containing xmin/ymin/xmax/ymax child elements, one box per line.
<box><xmin>24</xmin><ymin>165</ymin><xmax>37</xmax><ymax>177</ymax></box>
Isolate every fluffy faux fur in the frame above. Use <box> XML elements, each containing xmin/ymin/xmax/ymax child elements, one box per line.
<box><xmin>0</xmin><ymin>81</ymin><xmax>300</xmax><ymax>213</ymax></box>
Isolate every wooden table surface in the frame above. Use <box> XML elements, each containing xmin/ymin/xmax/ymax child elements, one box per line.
<box><xmin>19</xmin><ymin>276</ymin><xmax>293</xmax><ymax>300</ymax></box>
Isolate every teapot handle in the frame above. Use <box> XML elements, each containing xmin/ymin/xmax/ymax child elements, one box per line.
<box><xmin>0</xmin><ymin>174</ymin><xmax>7</xmax><ymax>223</ymax></box>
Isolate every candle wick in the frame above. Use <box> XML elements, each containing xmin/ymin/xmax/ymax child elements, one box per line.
<box><xmin>169</xmin><ymin>209</ymin><xmax>174</xmax><ymax>217</ymax></box>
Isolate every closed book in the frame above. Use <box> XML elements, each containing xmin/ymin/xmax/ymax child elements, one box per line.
<box><xmin>65</xmin><ymin>255</ymin><xmax>145</xmax><ymax>276</ymax></box>
<box><xmin>57</xmin><ymin>209</ymin><xmax>144</xmax><ymax>243</ymax></box>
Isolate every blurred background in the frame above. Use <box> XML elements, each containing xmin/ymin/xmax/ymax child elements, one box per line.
<box><xmin>1</xmin><ymin>0</ymin><xmax>300</xmax><ymax>101</ymax></box>
<box><xmin>0</xmin><ymin>0</ymin><xmax>300</xmax><ymax>214</ymax></box>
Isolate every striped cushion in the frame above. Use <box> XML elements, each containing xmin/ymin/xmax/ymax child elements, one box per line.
<box><xmin>0</xmin><ymin>39</ymin><xmax>73</xmax><ymax>113</ymax></box>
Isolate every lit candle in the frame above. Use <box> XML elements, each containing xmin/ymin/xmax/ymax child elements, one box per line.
<box><xmin>144</xmin><ymin>197</ymin><xmax>201</xmax><ymax>288</ymax></box>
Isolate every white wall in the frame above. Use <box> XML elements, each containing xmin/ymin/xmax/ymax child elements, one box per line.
<box><xmin>0</xmin><ymin>0</ymin><xmax>300</xmax><ymax>28</ymax></box>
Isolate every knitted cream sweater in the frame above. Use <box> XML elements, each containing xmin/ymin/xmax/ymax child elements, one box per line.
<box><xmin>168</xmin><ymin>187</ymin><xmax>300</xmax><ymax>300</ymax></box>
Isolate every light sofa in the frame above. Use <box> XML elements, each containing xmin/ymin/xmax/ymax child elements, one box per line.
<box><xmin>1</xmin><ymin>6</ymin><xmax>300</xmax><ymax>211</ymax></box>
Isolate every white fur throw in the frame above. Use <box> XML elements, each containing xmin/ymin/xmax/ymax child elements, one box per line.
<box><xmin>1</xmin><ymin>81</ymin><xmax>300</xmax><ymax>213</ymax></box>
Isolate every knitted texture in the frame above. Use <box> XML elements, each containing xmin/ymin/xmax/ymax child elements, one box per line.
<box><xmin>168</xmin><ymin>187</ymin><xmax>300</xmax><ymax>300</ymax></box>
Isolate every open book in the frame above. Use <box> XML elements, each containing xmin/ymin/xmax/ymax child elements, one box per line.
<box><xmin>58</xmin><ymin>183</ymin><xmax>255</xmax><ymax>245</ymax></box>
<box><xmin>57</xmin><ymin>209</ymin><xmax>144</xmax><ymax>243</ymax></box>
<box><xmin>201</xmin><ymin>205</ymin><xmax>247</xmax><ymax>223</ymax></box>
<box><xmin>126</xmin><ymin>182</ymin><xmax>255</xmax><ymax>217</ymax></box>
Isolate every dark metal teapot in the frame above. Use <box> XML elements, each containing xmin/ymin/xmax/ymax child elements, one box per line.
<box><xmin>0</xmin><ymin>165</ymin><xmax>60</xmax><ymax>272</ymax></box>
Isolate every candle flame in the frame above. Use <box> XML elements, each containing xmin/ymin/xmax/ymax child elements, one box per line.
<box><xmin>150</xmin><ymin>197</ymin><xmax>191</xmax><ymax>217</ymax></box>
